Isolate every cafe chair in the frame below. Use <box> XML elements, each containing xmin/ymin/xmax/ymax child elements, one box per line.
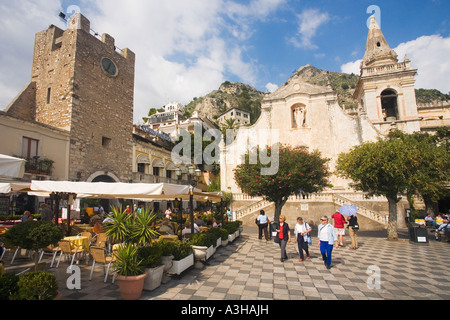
<box><xmin>89</xmin><ymin>246</ymin><xmax>115</xmax><ymax>283</ymax></box>
<box><xmin>38</xmin><ymin>244</ymin><xmax>61</xmax><ymax>268</ymax></box>
<box><xmin>56</xmin><ymin>240</ymin><xmax>86</xmax><ymax>268</ymax></box>
<box><xmin>91</xmin><ymin>233</ymin><xmax>108</xmax><ymax>248</ymax></box>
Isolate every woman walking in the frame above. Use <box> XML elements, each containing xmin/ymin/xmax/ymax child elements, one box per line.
<box><xmin>347</xmin><ymin>214</ymin><xmax>359</xmax><ymax>249</ymax></box>
<box><xmin>275</xmin><ymin>215</ymin><xmax>291</xmax><ymax>262</ymax></box>
<box><xmin>294</xmin><ymin>217</ymin><xmax>311</xmax><ymax>262</ymax></box>
<box><xmin>317</xmin><ymin>216</ymin><xmax>339</xmax><ymax>269</ymax></box>
<box><xmin>256</xmin><ymin>210</ymin><xmax>270</xmax><ymax>241</ymax></box>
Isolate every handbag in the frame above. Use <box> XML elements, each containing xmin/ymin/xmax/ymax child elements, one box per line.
<box><xmin>274</xmin><ymin>235</ymin><xmax>280</xmax><ymax>244</ymax></box>
<box><xmin>304</xmin><ymin>223</ymin><xmax>312</xmax><ymax>245</ymax></box>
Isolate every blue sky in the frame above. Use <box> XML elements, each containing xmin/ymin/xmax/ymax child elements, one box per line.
<box><xmin>1</xmin><ymin>0</ymin><xmax>449</xmax><ymax>122</ymax></box>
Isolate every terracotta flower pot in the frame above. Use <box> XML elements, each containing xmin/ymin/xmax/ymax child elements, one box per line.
<box><xmin>116</xmin><ymin>273</ymin><xmax>147</xmax><ymax>300</ymax></box>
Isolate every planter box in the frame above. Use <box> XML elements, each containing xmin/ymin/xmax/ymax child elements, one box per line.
<box><xmin>216</xmin><ymin>238</ymin><xmax>221</xmax><ymax>248</ymax></box>
<box><xmin>192</xmin><ymin>246</ymin><xmax>207</xmax><ymax>261</ymax></box>
<box><xmin>228</xmin><ymin>233</ymin><xmax>236</xmax><ymax>243</ymax></box>
<box><xmin>168</xmin><ymin>253</ymin><xmax>194</xmax><ymax>275</ymax></box>
<box><xmin>143</xmin><ymin>265</ymin><xmax>165</xmax><ymax>291</ymax></box>
<box><xmin>234</xmin><ymin>230</ymin><xmax>239</xmax><ymax>238</ymax></box>
<box><xmin>221</xmin><ymin>239</ymin><xmax>229</xmax><ymax>247</ymax></box>
<box><xmin>206</xmin><ymin>245</ymin><xmax>214</xmax><ymax>260</ymax></box>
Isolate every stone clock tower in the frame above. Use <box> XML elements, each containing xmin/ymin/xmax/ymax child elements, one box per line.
<box><xmin>10</xmin><ymin>13</ymin><xmax>136</xmax><ymax>182</ymax></box>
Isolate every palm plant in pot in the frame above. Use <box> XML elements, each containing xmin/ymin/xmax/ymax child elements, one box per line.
<box><xmin>113</xmin><ymin>243</ymin><xmax>146</xmax><ymax>300</ymax></box>
<box><xmin>106</xmin><ymin>207</ymin><xmax>159</xmax><ymax>300</ymax></box>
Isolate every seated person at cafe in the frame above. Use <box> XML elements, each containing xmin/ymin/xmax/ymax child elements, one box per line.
<box><xmin>435</xmin><ymin>218</ymin><xmax>450</xmax><ymax>241</ymax></box>
<box><xmin>21</xmin><ymin>211</ymin><xmax>31</xmax><ymax>222</ymax></box>
<box><xmin>424</xmin><ymin>214</ymin><xmax>434</xmax><ymax>227</ymax></box>
<box><xmin>194</xmin><ymin>215</ymin><xmax>205</xmax><ymax>227</ymax></box>
<box><xmin>182</xmin><ymin>221</ymin><xmax>200</xmax><ymax>237</ymax></box>
<box><xmin>89</xmin><ymin>213</ymin><xmax>101</xmax><ymax>227</ymax></box>
<box><xmin>80</xmin><ymin>211</ymin><xmax>90</xmax><ymax>224</ymax></box>
<box><xmin>159</xmin><ymin>219</ymin><xmax>174</xmax><ymax>235</ymax></box>
<box><xmin>93</xmin><ymin>219</ymin><xmax>104</xmax><ymax>234</ymax></box>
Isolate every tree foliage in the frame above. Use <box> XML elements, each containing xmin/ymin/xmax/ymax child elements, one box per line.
<box><xmin>234</xmin><ymin>144</ymin><xmax>331</xmax><ymax>220</ymax></box>
<box><xmin>336</xmin><ymin>129</ymin><xmax>450</xmax><ymax>240</ymax></box>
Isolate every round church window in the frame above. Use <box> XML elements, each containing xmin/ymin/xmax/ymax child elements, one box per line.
<box><xmin>101</xmin><ymin>57</ymin><xmax>118</xmax><ymax>76</ymax></box>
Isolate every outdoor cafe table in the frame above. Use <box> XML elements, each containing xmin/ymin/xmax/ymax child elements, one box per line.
<box><xmin>158</xmin><ymin>235</ymin><xmax>179</xmax><ymax>242</ymax></box>
<box><xmin>64</xmin><ymin>236</ymin><xmax>90</xmax><ymax>252</ymax></box>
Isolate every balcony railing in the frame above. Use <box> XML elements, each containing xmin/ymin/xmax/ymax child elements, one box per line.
<box><xmin>132</xmin><ymin>172</ymin><xmax>186</xmax><ymax>185</ymax></box>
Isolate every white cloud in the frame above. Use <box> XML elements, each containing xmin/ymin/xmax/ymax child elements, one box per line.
<box><xmin>289</xmin><ymin>8</ymin><xmax>330</xmax><ymax>50</ymax></box>
<box><xmin>341</xmin><ymin>60</ymin><xmax>361</xmax><ymax>75</ymax></box>
<box><xmin>265</xmin><ymin>82</ymin><xmax>279</xmax><ymax>93</ymax></box>
<box><xmin>341</xmin><ymin>35</ymin><xmax>450</xmax><ymax>94</ymax></box>
<box><xmin>0</xmin><ymin>0</ymin><xmax>286</xmax><ymax>122</ymax></box>
<box><xmin>0</xmin><ymin>0</ymin><xmax>64</xmax><ymax>109</ymax></box>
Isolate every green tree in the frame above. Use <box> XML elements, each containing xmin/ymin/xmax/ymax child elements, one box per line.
<box><xmin>388</xmin><ymin>130</ymin><xmax>450</xmax><ymax>216</ymax></box>
<box><xmin>2</xmin><ymin>221</ymin><xmax>64</xmax><ymax>271</ymax></box>
<box><xmin>336</xmin><ymin>130</ymin><xmax>450</xmax><ymax>240</ymax></box>
<box><xmin>234</xmin><ymin>144</ymin><xmax>330</xmax><ymax>221</ymax></box>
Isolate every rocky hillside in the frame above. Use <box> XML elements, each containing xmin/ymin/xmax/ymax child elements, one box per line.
<box><xmin>181</xmin><ymin>65</ymin><xmax>449</xmax><ymax>125</ymax></box>
<box><xmin>183</xmin><ymin>81</ymin><xmax>265</xmax><ymax>126</ymax></box>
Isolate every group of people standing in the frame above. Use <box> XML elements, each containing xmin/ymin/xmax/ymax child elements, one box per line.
<box><xmin>256</xmin><ymin>209</ymin><xmax>359</xmax><ymax>269</ymax></box>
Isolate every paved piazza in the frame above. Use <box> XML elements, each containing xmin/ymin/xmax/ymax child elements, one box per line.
<box><xmin>3</xmin><ymin>226</ymin><xmax>450</xmax><ymax>301</ymax></box>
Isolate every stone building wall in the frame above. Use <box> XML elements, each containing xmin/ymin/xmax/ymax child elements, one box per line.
<box><xmin>25</xmin><ymin>14</ymin><xmax>135</xmax><ymax>182</ymax></box>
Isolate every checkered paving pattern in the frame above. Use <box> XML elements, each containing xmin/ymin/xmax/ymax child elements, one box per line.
<box><xmin>3</xmin><ymin>226</ymin><xmax>450</xmax><ymax>300</ymax></box>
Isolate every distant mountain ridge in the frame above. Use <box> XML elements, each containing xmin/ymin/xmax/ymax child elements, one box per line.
<box><xmin>181</xmin><ymin>65</ymin><xmax>449</xmax><ymax>124</ymax></box>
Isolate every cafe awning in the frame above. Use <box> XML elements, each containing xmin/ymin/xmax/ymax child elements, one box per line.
<box><xmin>29</xmin><ymin>180</ymin><xmax>223</xmax><ymax>202</ymax></box>
<box><xmin>0</xmin><ymin>182</ymin><xmax>31</xmax><ymax>194</ymax></box>
<box><xmin>0</xmin><ymin>154</ymin><xmax>26</xmax><ymax>179</ymax></box>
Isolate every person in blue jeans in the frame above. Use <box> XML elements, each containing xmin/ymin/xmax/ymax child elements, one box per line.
<box><xmin>317</xmin><ymin>216</ymin><xmax>339</xmax><ymax>269</ymax></box>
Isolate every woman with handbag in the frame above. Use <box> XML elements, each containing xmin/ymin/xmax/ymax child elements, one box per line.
<box><xmin>275</xmin><ymin>215</ymin><xmax>291</xmax><ymax>262</ymax></box>
<box><xmin>347</xmin><ymin>214</ymin><xmax>359</xmax><ymax>249</ymax></box>
<box><xmin>294</xmin><ymin>217</ymin><xmax>311</xmax><ymax>262</ymax></box>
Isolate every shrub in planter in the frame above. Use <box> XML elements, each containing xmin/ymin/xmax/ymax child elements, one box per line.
<box><xmin>190</xmin><ymin>233</ymin><xmax>215</xmax><ymax>248</ymax></box>
<box><xmin>220</xmin><ymin>229</ymin><xmax>229</xmax><ymax>241</ymax></box>
<box><xmin>223</xmin><ymin>222</ymin><xmax>239</xmax><ymax>234</ymax></box>
<box><xmin>136</xmin><ymin>245</ymin><xmax>163</xmax><ymax>269</ymax></box>
<box><xmin>206</xmin><ymin>228</ymin><xmax>221</xmax><ymax>241</ymax></box>
<box><xmin>0</xmin><ymin>273</ymin><xmax>19</xmax><ymax>300</ymax></box>
<box><xmin>11</xmin><ymin>271</ymin><xmax>58</xmax><ymax>300</ymax></box>
<box><xmin>171</xmin><ymin>241</ymin><xmax>193</xmax><ymax>260</ymax></box>
<box><xmin>153</xmin><ymin>240</ymin><xmax>176</xmax><ymax>257</ymax></box>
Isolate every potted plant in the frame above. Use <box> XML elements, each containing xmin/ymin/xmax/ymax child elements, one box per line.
<box><xmin>137</xmin><ymin>245</ymin><xmax>164</xmax><ymax>291</ymax></box>
<box><xmin>190</xmin><ymin>232</ymin><xmax>215</xmax><ymax>263</ymax></box>
<box><xmin>167</xmin><ymin>241</ymin><xmax>194</xmax><ymax>275</ymax></box>
<box><xmin>0</xmin><ymin>273</ymin><xmax>19</xmax><ymax>300</ymax></box>
<box><xmin>113</xmin><ymin>243</ymin><xmax>147</xmax><ymax>300</ymax></box>
<box><xmin>207</xmin><ymin>228</ymin><xmax>222</xmax><ymax>249</ymax></box>
<box><xmin>220</xmin><ymin>228</ymin><xmax>229</xmax><ymax>247</ymax></box>
<box><xmin>152</xmin><ymin>240</ymin><xmax>175</xmax><ymax>283</ymax></box>
<box><xmin>2</xmin><ymin>221</ymin><xmax>64</xmax><ymax>271</ymax></box>
<box><xmin>10</xmin><ymin>271</ymin><xmax>59</xmax><ymax>300</ymax></box>
<box><xmin>105</xmin><ymin>207</ymin><xmax>158</xmax><ymax>246</ymax></box>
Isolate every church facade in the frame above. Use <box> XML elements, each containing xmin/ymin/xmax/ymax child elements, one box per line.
<box><xmin>219</xmin><ymin>16</ymin><xmax>449</xmax><ymax>227</ymax></box>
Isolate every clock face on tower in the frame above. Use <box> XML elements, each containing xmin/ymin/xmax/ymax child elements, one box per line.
<box><xmin>101</xmin><ymin>57</ymin><xmax>118</xmax><ymax>76</ymax></box>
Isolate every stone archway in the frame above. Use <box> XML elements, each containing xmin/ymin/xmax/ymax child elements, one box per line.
<box><xmin>380</xmin><ymin>89</ymin><xmax>399</xmax><ymax>121</ymax></box>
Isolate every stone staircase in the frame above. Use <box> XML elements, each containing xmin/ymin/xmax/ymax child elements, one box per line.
<box><xmin>331</xmin><ymin>194</ymin><xmax>389</xmax><ymax>226</ymax></box>
<box><xmin>233</xmin><ymin>192</ymin><xmax>389</xmax><ymax>227</ymax></box>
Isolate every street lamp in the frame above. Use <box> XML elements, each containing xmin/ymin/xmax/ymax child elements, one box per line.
<box><xmin>176</xmin><ymin>166</ymin><xmax>201</xmax><ymax>235</ymax></box>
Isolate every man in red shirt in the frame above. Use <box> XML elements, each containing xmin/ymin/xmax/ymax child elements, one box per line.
<box><xmin>332</xmin><ymin>211</ymin><xmax>347</xmax><ymax>247</ymax></box>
